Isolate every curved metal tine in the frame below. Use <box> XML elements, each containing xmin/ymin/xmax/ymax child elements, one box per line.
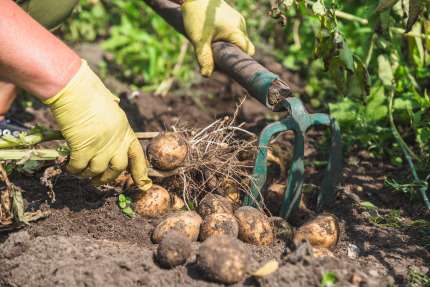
<box><xmin>280</xmin><ymin>131</ymin><xmax>305</xmax><ymax>219</ymax></box>
<box><xmin>243</xmin><ymin>118</ymin><xmax>293</xmax><ymax>207</ymax></box>
<box><xmin>307</xmin><ymin>113</ymin><xmax>342</xmax><ymax>210</ymax></box>
<box><xmin>318</xmin><ymin>120</ymin><xmax>342</xmax><ymax>210</ymax></box>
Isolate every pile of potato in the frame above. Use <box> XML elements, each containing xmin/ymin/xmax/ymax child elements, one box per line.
<box><xmin>132</xmin><ymin>133</ymin><xmax>340</xmax><ymax>284</ymax></box>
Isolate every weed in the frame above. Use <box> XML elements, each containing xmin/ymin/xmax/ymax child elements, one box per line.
<box><xmin>320</xmin><ymin>271</ymin><xmax>337</xmax><ymax>287</ymax></box>
<box><xmin>118</xmin><ymin>194</ymin><xmax>135</xmax><ymax>218</ymax></box>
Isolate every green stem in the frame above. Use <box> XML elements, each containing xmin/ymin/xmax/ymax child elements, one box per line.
<box><xmin>0</xmin><ymin>129</ymin><xmax>63</xmax><ymax>149</ymax></box>
<box><xmin>0</xmin><ymin>149</ymin><xmax>62</xmax><ymax>161</ymax></box>
<box><xmin>388</xmin><ymin>90</ymin><xmax>430</xmax><ymax>209</ymax></box>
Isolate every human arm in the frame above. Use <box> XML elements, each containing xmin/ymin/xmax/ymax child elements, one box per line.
<box><xmin>0</xmin><ymin>0</ymin><xmax>152</xmax><ymax>190</ymax></box>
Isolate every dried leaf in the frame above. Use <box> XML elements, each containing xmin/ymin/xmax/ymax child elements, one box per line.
<box><xmin>377</xmin><ymin>55</ymin><xmax>394</xmax><ymax>86</ymax></box>
<box><xmin>406</xmin><ymin>0</ymin><xmax>424</xmax><ymax>32</ymax></box>
<box><xmin>312</xmin><ymin>1</ymin><xmax>326</xmax><ymax>16</ymax></box>
<box><xmin>40</xmin><ymin>166</ymin><xmax>62</xmax><ymax>203</ymax></box>
<box><xmin>11</xmin><ymin>184</ymin><xmax>28</xmax><ymax>225</ymax></box>
<box><xmin>252</xmin><ymin>259</ymin><xmax>279</xmax><ymax>277</ymax></box>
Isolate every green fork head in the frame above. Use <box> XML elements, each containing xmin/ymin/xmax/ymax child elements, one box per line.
<box><xmin>243</xmin><ymin>82</ymin><xmax>342</xmax><ymax>219</ymax></box>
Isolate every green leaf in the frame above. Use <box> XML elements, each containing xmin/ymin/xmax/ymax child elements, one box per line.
<box><xmin>17</xmin><ymin>160</ymin><xmax>42</xmax><ymax>174</ymax></box>
<box><xmin>339</xmin><ymin>43</ymin><xmax>354</xmax><ymax>72</ymax></box>
<box><xmin>119</xmin><ymin>201</ymin><xmax>127</xmax><ymax>209</ymax></box>
<box><xmin>375</xmin><ymin>0</ymin><xmax>400</xmax><ymax>12</ymax></box>
<box><xmin>312</xmin><ymin>1</ymin><xmax>326</xmax><ymax>16</ymax></box>
<box><xmin>125</xmin><ymin>197</ymin><xmax>132</xmax><ymax>205</ymax></box>
<box><xmin>406</xmin><ymin>0</ymin><xmax>424</xmax><ymax>32</ymax></box>
<box><xmin>329</xmin><ymin>98</ymin><xmax>360</xmax><ymax>126</ymax></box>
<box><xmin>366</xmin><ymin>85</ymin><xmax>388</xmax><ymax>122</ymax></box>
<box><xmin>122</xmin><ymin>207</ymin><xmax>135</xmax><ymax>218</ymax></box>
<box><xmin>361</xmin><ymin>201</ymin><xmax>378</xmax><ymax>210</ymax></box>
<box><xmin>118</xmin><ymin>194</ymin><xmax>127</xmax><ymax>203</ymax></box>
<box><xmin>377</xmin><ymin>55</ymin><xmax>394</xmax><ymax>86</ymax></box>
<box><xmin>320</xmin><ymin>272</ymin><xmax>337</xmax><ymax>287</ymax></box>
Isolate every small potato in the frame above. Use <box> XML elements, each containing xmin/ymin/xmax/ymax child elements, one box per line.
<box><xmin>152</xmin><ymin>211</ymin><xmax>202</xmax><ymax>243</ymax></box>
<box><xmin>199</xmin><ymin>213</ymin><xmax>239</xmax><ymax>241</ymax></box>
<box><xmin>156</xmin><ymin>231</ymin><xmax>192</xmax><ymax>268</ymax></box>
<box><xmin>135</xmin><ymin>185</ymin><xmax>170</xmax><ymax>217</ymax></box>
<box><xmin>170</xmin><ymin>193</ymin><xmax>185</xmax><ymax>210</ymax></box>
<box><xmin>265</xmin><ymin>183</ymin><xmax>285</xmax><ymax>215</ymax></box>
<box><xmin>197</xmin><ymin>235</ymin><xmax>248</xmax><ymax>284</ymax></box>
<box><xmin>219</xmin><ymin>179</ymin><xmax>241</xmax><ymax>204</ymax></box>
<box><xmin>312</xmin><ymin>247</ymin><xmax>335</xmax><ymax>258</ymax></box>
<box><xmin>293</xmin><ymin>213</ymin><xmax>339</xmax><ymax>249</ymax></box>
<box><xmin>270</xmin><ymin>216</ymin><xmax>294</xmax><ymax>243</ymax></box>
<box><xmin>235</xmin><ymin>206</ymin><xmax>274</xmax><ymax>246</ymax></box>
<box><xmin>147</xmin><ymin>133</ymin><xmax>188</xmax><ymax>171</ymax></box>
<box><xmin>198</xmin><ymin>193</ymin><xmax>233</xmax><ymax>218</ymax></box>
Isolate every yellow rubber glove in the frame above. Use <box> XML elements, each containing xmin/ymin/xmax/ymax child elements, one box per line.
<box><xmin>44</xmin><ymin>60</ymin><xmax>152</xmax><ymax>191</ymax></box>
<box><xmin>182</xmin><ymin>0</ymin><xmax>255</xmax><ymax>76</ymax></box>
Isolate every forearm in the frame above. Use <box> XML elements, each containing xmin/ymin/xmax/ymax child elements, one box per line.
<box><xmin>0</xmin><ymin>0</ymin><xmax>80</xmax><ymax>100</ymax></box>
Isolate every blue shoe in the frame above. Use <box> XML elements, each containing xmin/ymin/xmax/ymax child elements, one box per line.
<box><xmin>0</xmin><ymin>118</ymin><xmax>30</xmax><ymax>137</ymax></box>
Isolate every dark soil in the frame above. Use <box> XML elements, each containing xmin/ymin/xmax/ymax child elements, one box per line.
<box><xmin>0</xmin><ymin>44</ymin><xmax>429</xmax><ymax>287</ymax></box>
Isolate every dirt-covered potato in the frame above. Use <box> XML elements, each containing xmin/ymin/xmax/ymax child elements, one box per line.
<box><xmin>271</xmin><ymin>217</ymin><xmax>294</xmax><ymax>243</ymax></box>
<box><xmin>198</xmin><ymin>193</ymin><xmax>233</xmax><ymax>218</ymax></box>
<box><xmin>197</xmin><ymin>235</ymin><xmax>248</xmax><ymax>284</ymax></box>
<box><xmin>199</xmin><ymin>213</ymin><xmax>239</xmax><ymax>241</ymax></box>
<box><xmin>147</xmin><ymin>133</ymin><xmax>188</xmax><ymax>171</ymax></box>
<box><xmin>219</xmin><ymin>179</ymin><xmax>241</xmax><ymax>204</ymax></box>
<box><xmin>152</xmin><ymin>211</ymin><xmax>202</xmax><ymax>243</ymax></box>
<box><xmin>293</xmin><ymin>213</ymin><xmax>339</xmax><ymax>249</ymax></box>
<box><xmin>234</xmin><ymin>206</ymin><xmax>274</xmax><ymax>246</ymax></box>
<box><xmin>265</xmin><ymin>183</ymin><xmax>285</xmax><ymax>215</ymax></box>
<box><xmin>312</xmin><ymin>247</ymin><xmax>335</xmax><ymax>258</ymax></box>
<box><xmin>156</xmin><ymin>231</ymin><xmax>192</xmax><ymax>268</ymax></box>
<box><xmin>170</xmin><ymin>193</ymin><xmax>185</xmax><ymax>210</ymax></box>
<box><xmin>135</xmin><ymin>185</ymin><xmax>170</xmax><ymax>217</ymax></box>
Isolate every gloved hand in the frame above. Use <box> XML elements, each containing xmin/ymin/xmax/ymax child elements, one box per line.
<box><xmin>44</xmin><ymin>60</ymin><xmax>152</xmax><ymax>191</ymax></box>
<box><xmin>182</xmin><ymin>0</ymin><xmax>255</xmax><ymax>76</ymax></box>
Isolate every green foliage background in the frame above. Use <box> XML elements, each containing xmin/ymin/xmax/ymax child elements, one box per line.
<box><xmin>63</xmin><ymin>0</ymin><xmax>430</xmax><ymax>203</ymax></box>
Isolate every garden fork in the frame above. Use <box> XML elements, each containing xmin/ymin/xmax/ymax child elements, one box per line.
<box><xmin>145</xmin><ymin>0</ymin><xmax>343</xmax><ymax>219</ymax></box>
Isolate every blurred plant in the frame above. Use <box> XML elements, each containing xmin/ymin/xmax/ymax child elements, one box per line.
<box><xmin>64</xmin><ymin>0</ymin><xmax>195</xmax><ymax>90</ymax></box>
<box><xmin>268</xmin><ymin>0</ymin><xmax>430</xmax><ymax>207</ymax></box>
<box><xmin>407</xmin><ymin>267</ymin><xmax>430</xmax><ymax>287</ymax></box>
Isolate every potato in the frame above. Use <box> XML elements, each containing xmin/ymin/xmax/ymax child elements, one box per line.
<box><xmin>135</xmin><ymin>185</ymin><xmax>170</xmax><ymax>217</ymax></box>
<box><xmin>234</xmin><ymin>206</ymin><xmax>274</xmax><ymax>246</ymax></box>
<box><xmin>197</xmin><ymin>235</ymin><xmax>248</xmax><ymax>284</ymax></box>
<box><xmin>265</xmin><ymin>183</ymin><xmax>285</xmax><ymax>215</ymax></box>
<box><xmin>312</xmin><ymin>247</ymin><xmax>335</xmax><ymax>258</ymax></box>
<box><xmin>293</xmin><ymin>213</ymin><xmax>339</xmax><ymax>249</ymax></box>
<box><xmin>156</xmin><ymin>231</ymin><xmax>192</xmax><ymax>268</ymax></box>
<box><xmin>147</xmin><ymin>133</ymin><xmax>188</xmax><ymax>171</ymax></box>
<box><xmin>170</xmin><ymin>193</ymin><xmax>185</xmax><ymax>210</ymax></box>
<box><xmin>198</xmin><ymin>193</ymin><xmax>233</xmax><ymax>218</ymax></box>
<box><xmin>270</xmin><ymin>216</ymin><xmax>294</xmax><ymax>243</ymax></box>
<box><xmin>152</xmin><ymin>211</ymin><xmax>202</xmax><ymax>243</ymax></box>
<box><xmin>219</xmin><ymin>179</ymin><xmax>241</xmax><ymax>204</ymax></box>
<box><xmin>199</xmin><ymin>213</ymin><xmax>239</xmax><ymax>241</ymax></box>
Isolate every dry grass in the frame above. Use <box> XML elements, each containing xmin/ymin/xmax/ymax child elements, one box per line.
<box><xmin>160</xmin><ymin>101</ymin><xmax>263</xmax><ymax>209</ymax></box>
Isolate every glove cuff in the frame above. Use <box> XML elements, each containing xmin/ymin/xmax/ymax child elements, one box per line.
<box><xmin>43</xmin><ymin>59</ymin><xmax>88</xmax><ymax>106</ymax></box>
<box><xmin>43</xmin><ymin>59</ymin><xmax>120</xmax><ymax>106</ymax></box>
